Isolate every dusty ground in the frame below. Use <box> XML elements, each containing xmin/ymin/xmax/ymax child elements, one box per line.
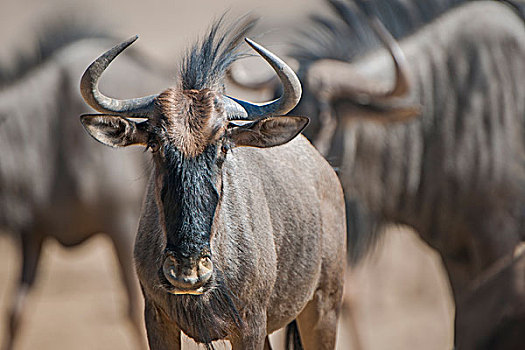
<box><xmin>0</xmin><ymin>0</ymin><xmax>454</xmax><ymax>348</ymax></box>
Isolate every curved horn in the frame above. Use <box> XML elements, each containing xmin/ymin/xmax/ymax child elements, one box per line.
<box><xmin>307</xmin><ymin>3</ymin><xmax>410</xmax><ymax>103</ymax></box>
<box><xmin>80</xmin><ymin>36</ymin><xmax>158</xmax><ymax>117</ymax></box>
<box><xmin>224</xmin><ymin>38</ymin><xmax>302</xmax><ymax>120</ymax></box>
<box><xmin>360</xmin><ymin>4</ymin><xmax>409</xmax><ymax>99</ymax></box>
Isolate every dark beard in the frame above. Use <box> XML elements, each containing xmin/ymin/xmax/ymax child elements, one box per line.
<box><xmin>165</xmin><ymin>270</ymin><xmax>243</xmax><ymax>348</ymax></box>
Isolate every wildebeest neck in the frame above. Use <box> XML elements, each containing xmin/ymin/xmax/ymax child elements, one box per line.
<box><xmin>161</xmin><ymin>144</ymin><xmax>219</xmax><ymax>258</ymax></box>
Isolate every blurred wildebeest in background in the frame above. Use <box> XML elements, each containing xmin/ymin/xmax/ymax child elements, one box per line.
<box><xmin>234</xmin><ymin>0</ymin><xmax>525</xmax><ymax>348</ymax></box>
<box><xmin>79</xmin><ymin>16</ymin><xmax>346</xmax><ymax>350</ymax></box>
<box><xmin>0</xmin><ymin>22</ymin><xmax>171</xmax><ymax>350</ymax></box>
<box><xmin>233</xmin><ymin>0</ymin><xmax>525</xmax><ymax>348</ymax></box>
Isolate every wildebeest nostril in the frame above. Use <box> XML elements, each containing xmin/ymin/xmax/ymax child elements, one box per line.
<box><xmin>162</xmin><ymin>254</ymin><xmax>213</xmax><ymax>292</ymax></box>
<box><xmin>198</xmin><ymin>256</ymin><xmax>213</xmax><ymax>278</ymax></box>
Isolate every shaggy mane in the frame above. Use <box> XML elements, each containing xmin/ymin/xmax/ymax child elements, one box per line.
<box><xmin>291</xmin><ymin>0</ymin><xmax>468</xmax><ymax>65</ymax></box>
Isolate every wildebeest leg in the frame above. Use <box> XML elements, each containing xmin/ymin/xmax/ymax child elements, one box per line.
<box><xmin>109</xmin><ymin>230</ymin><xmax>146</xmax><ymax>349</ymax></box>
<box><xmin>144</xmin><ymin>299</ymin><xmax>181</xmax><ymax>350</ymax></box>
<box><xmin>2</xmin><ymin>231</ymin><xmax>43</xmax><ymax>350</ymax></box>
<box><xmin>296</xmin><ymin>289</ymin><xmax>340</xmax><ymax>350</ymax></box>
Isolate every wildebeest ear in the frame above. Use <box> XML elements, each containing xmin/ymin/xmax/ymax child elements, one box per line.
<box><xmin>80</xmin><ymin>114</ymin><xmax>149</xmax><ymax>147</ymax></box>
<box><xmin>228</xmin><ymin>116</ymin><xmax>309</xmax><ymax>148</ymax></box>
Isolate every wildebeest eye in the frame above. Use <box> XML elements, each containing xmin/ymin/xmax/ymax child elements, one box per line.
<box><xmin>221</xmin><ymin>143</ymin><xmax>230</xmax><ymax>154</ymax></box>
<box><xmin>147</xmin><ymin>140</ymin><xmax>160</xmax><ymax>153</ymax></box>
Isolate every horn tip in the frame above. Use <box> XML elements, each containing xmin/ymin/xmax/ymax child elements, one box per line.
<box><xmin>125</xmin><ymin>35</ymin><xmax>139</xmax><ymax>45</ymax></box>
<box><xmin>244</xmin><ymin>38</ymin><xmax>268</xmax><ymax>58</ymax></box>
<box><xmin>244</xmin><ymin>37</ymin><xmax>259</xmax><ymax>49</ymax></box>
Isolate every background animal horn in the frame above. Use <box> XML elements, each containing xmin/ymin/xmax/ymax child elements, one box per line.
<box><xmin>224</xmin><ymin>38</ymin><xmax>302</xmax><ymax>120</ymax></box>
<box><xmin>80</xmin><ymin>35</ymin><xmax>158</xmax><ymax>117</ymax></box>
<box><xmin>307</xmin><ymin>1</ymin><xmax>410</xmax><ymax>103</ymax></box>
<box><xmin>355</xmin><ymin>0</ymin><xmax>409</xmax><ymax>99</ymax></box>
<box><xmin>226</xmin><ymin>65</ymin><xmax>278</xmax><ymax>91</ymax></box>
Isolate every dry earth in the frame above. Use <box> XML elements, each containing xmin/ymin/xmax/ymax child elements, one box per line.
<box><xmin>0</xmin><ymin>0</ymin><xmax>454</xmax><ymax>349</ymax></box>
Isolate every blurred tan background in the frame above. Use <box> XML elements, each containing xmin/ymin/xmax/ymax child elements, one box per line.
<box><xmin>0</xmin><ymin>0</ymin><xmax>454</xmax><ymax>349</ymax></box>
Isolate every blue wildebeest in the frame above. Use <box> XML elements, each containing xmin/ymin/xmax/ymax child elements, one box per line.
<box><xmin>248</xmin><ymin>0</ymin><xmax>525</xmax><ymax>348</ymax></box>
<box><xmin>0</xmin><ymin>24</ymin><xmax>171</xmax><ymax>350</ymax></box>
<box><xmin>78</xmin><ymin>17</ymin><xmax>346</xmax><ymax>350</ymax></box>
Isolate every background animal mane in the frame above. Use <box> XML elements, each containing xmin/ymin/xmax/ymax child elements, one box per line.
<box><xmin>291</xmin><ymin>0</ymin><xmax>468</xmax><ymax>65</ymax></box>
<box><xmin>179</xmin><ymin>14</ymin><xmax>258</xmax><ymax>92</ymax></box>
<box><xmin>0</xmin><ymin>20</ymin><xmax>111</xmax><ymax>88</ymax></box>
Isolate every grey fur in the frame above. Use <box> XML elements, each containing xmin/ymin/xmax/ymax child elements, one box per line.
<box><xmin>135</xmin><ymin>137</ymin><xmax>346</xmax><ymax>349</ymax></box>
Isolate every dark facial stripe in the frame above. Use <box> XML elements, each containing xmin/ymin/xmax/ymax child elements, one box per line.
<box><xmin>160</xmin><ymin>144</ymin><xmax>219</xmax><ymax>259</ymax></box>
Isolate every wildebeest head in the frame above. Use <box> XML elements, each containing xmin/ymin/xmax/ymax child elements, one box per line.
<box><xmin>305</xmin><ymin>0</ymin><xmax>420</xmax><ymax>119</ymax></box>
<box><xmin>79</xmin><ymin>18</ymin><xmax>306</xmax><ymax>295</ymax></box>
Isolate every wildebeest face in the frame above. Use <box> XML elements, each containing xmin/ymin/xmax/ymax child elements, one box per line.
<box><xmin>80</xmin><ymin>91</ymin><xmax>308</xmax><ymax>294</ymax></box>
<box><xmin>147</xmin><ymin>88</ymin><xmax>226</xmax><ymax>295</ymax></box>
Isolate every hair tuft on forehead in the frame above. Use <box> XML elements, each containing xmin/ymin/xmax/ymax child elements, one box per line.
<box><xmin>154</xmin><ymin>88</ymin><xmax>225</xmax><ymax>158</ymax></box>
<box><xmin>180</xmin><ymin>14</ymin><xmax>258</xmax><ymax>92</ymax></box>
